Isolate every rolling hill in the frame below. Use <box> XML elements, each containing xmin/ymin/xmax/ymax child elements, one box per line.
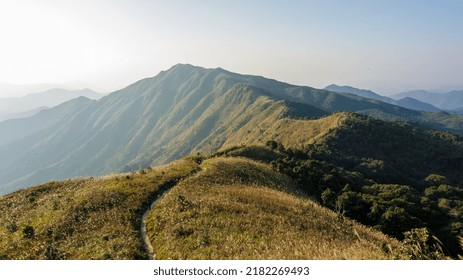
<box><xmin>146</xmin><ymin>156</ymin><xmax>402</xmax><ymax>260</ymax></box>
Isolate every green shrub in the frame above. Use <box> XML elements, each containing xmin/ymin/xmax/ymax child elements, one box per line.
<box><xmin>22</xmin><ymin>226</ymin><xmax>35</xmax><ymax>239</ymax></box>
<box><xmin>398</xmin><ymin>228</ymin><xmax>446</xmax><ymax>260</ymax></box>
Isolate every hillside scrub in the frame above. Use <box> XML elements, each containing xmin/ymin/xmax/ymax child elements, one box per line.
<box><xmin>248</xmin><ymin>114</ymin><xmax>463</xmax><ymax>257</ymax></box>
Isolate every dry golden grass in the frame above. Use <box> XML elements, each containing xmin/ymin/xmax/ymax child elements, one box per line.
<box><xmin>459</xmin><ymin>237</ymin><xmax>463</xmax><ymax>260</ymax></box>
<box><xmin>0</xmin><ymin>159</ymin><xmax>199</xmax><ymax>260</ymax></box>
<box><xmin>146</xmin><ymin>157</ymin><xmax>400</xmax><ymax>259</ymax></box>
<box><xmin>222</xmin><ymin>112</ymin><xmax>349</xmax><ymax>150</ymax></box>
<box><xmin>0</xmin><ymin>154</ymin><xmax>403</xmax><ymax>260</ymax></box>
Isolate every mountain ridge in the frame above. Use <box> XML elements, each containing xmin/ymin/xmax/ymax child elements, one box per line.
<box><xmin>324</xmin><ymin>84</ymin><xmax>395</xmax><ymax>104</ymax></box>
<box><xmin>395</xmin><ymin>97</ymin><xmax>442</xmax><ymax>112</ymax></box>
<box><xmin>1</xmin><ymin>64</ymin><xmax>463</xmax><ymax>194</ymax></box>
<box><xmin>325</xmin><ymin>84</ymin><xmax>444</xmax><ymax>113</ymax></box>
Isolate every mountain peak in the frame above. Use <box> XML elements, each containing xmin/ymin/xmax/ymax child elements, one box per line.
<box><xmin>170</xmin><ymin>63</ymin><xmax>199</xmax><ymax>69</ymax></box>
<box><xmin>168</xmin><ymin>63</ymin><xmax>206</xmax><ymax>72</ymax></box>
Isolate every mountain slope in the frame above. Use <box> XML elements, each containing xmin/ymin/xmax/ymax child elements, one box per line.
<box><xmin>222</xmin><ymin>112</ymin><xmax>346</xmax><ymax>149</ymax></box>
<box><xmin>0</xmin><ymin>97</ymin><xmax>93</xmax><ymax>147</ymax></box>
<box><xmin>228</xmin><ymin>111</ymin><xmax>463</xmax><ymax>187</ymax></box>
<box><xmin>395</xmin><ymin>97</ymin><xmax>442</xmax><ymax>112</ymax></box>
<box><xmin>0</xmin><ymin>65</ymin><xmax>327</xmax><ymax>194</ymax></box>
<box><xmin>288</xmin><ymin>86</ymin><xmax>463</xmax><ymax>133</ymax></box>
<box><xmin>2</xmin><ymin>64</ymin><xmax>463</xmax><ymax>195</ymax></box>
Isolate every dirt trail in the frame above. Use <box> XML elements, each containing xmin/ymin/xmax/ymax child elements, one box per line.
<box><xmin>140</xmin><ymin>167</ymin><xmax>202</xmax><ymax>259</ymax></box>
<box><xmin>141</xmin><ymin>189</ymin><xmax>171</xmax><ymax>260</ymax></box>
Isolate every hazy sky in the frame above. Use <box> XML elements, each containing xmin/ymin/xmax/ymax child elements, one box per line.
<box><xmin>0</xmin><ymin>0</ymin><xmax>462</xmax><ymax>96</ymax></box>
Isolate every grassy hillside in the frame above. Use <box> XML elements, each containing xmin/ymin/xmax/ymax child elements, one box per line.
<box><xmin>223</xmin><ymin>112</ymin><xmax>346</xmax><ymax>149</ymax></box>
<box><xmin>226</xmin><ymin>111</ymin><xmax>463</xmax><ymax>187</ymax></box>
<box><xmin>0</xmin><ymin>153</ymin><xmax>408</xmax><ymax>260</ymax></box>
<box><xmin>146</xmin><ymin>157</ymin><xmax>401</xmax><ymax>259</ymax></box>
<box><xmin>223</xmin><ymin>112</ymin><xmax>463</xmax><ymax>257</ymax></box>
<box><xmin>0</xmin><ymin>159</ymin><xmax>200</xmax><ymax>259</ymax></box>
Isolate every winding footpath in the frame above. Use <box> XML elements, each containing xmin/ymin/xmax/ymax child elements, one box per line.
<box><xmin>141</xmin><ymin>190</ymin><xmax>171</xmax><ymax>260</ymax></box>
<box><xmin>140</xmin><ymin>166</ymin><xmax>203</xmax><ymax>260</ymax></box>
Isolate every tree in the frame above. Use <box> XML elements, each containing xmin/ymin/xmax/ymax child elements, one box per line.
<box><xmin>380</xmin><ymin>206</ymin><xmax>421</xmax><ymax>238</ymax></box>
<box><xmin>425</xmin><ymin>174</ymin><xmax>447</xmax><ymax>186</ymax></box>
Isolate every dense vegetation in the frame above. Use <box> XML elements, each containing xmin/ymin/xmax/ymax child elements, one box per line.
<box><xmin>249</xmin><ymin>113</ymin><xmax>463</xmax><ymax>257</ymax></box>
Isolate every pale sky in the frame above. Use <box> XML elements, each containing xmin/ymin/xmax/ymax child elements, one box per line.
<box><xmin>0</xmin><ymin>0</ymin><xmax>462</xmax><ymax>96</ymax></box>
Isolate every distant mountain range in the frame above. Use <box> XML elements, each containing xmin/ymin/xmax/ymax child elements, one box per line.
<box><xmin>324</xmin><ymin>84</ymin><xmax>395</xmax><ymax>104</ymax></box>
<box><xmin>394</xmin><ymin>97</ymin><xmax>442</xmax><ymax>113</ymax></box>
<box><xmin>325</xmin><ymin>84</ymin><xmax>443</xmax><ymax>112</ymax></box>
<box><xmin>325</xmin><ymin>84</ymin><xmax>463</xmax><ymax>114</ymax></box>
<box><xmin>0</xmin><ymin>82</ymin><xmax>65</xmax><ymax>98</ymax></box>
<box><xmin>0</xmin><ymin>88</ymin><xmax>103</xmax><ymax>122</ymax></box>
<box><xmin>392</xmin><ymin>90</ymin><xmax>463</xmax><ymax>110</ymax></box>
<box><xmin>0</xmin><ymin>106</ymin><xmax>49</xmax><ymax>122</ymax></box>
<box><xmin>1</xmin><ymin>64</ymin><xmax>463</xmax><ymax>194</ymax></box>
